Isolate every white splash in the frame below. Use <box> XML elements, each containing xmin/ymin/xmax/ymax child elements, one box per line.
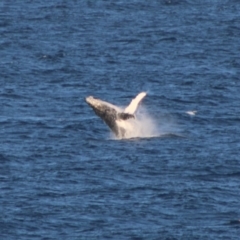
<box><xmin>186</xmin><ymin>110</ymin><xmax>197</xmax><ymax>116</ymax></box>
<box><xmin>113</xmin><ymin>106</ymin><xmax>163</xmax><ymax>139</ymax></box>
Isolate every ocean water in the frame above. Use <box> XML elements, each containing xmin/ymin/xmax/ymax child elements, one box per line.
<box><xmin>1</xmin><ymin>0</ymin><xmax>240</xmax><ymax>239</ymax></box>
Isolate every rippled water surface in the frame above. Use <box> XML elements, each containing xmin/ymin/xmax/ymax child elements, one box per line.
<box><xmin>1</xmin><ymin>1</ymin><xmax>240</xmax><ymax>239</ymax></box>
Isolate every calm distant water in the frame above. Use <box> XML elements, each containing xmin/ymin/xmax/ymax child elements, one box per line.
<box><xmin>1</xmin><ymin>1</ymin><xmax>240</xmax><ymax>239</ymax></box>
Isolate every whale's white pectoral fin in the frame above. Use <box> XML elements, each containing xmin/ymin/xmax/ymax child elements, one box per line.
<box><xmin>124</xmin><ymin>92</ymin><xmax>147</xmax><ymax>114</ymax></box>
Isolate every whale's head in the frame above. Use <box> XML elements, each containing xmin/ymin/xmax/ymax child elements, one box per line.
<box><xmin>85</xmin><ymin>96</ymin><xmax>121</xmax><ymax>136</ymax></box>
<box><xmin>85</xmin><ymin>96</ymin><xmax>119</xmax><ymax>118</ymax></box>
<box><xmin>85</xmin><ymin>96</ymin><xmax>101</xmax><ymax>108</ymax></box>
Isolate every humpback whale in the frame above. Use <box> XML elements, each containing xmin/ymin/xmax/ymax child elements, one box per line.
<box><xmin>85</xmin><ymin>92</ymin><xmax>147</xmax><ymax>138</ymax></box>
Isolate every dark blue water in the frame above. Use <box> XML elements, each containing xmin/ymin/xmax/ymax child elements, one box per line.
<box><xmin>1</xmin><ymin>1</ymin><xmax>240</xmax><ymax>239</ymax></box>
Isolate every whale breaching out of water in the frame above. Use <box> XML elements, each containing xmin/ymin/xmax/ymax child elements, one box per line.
<box><xmin>85</xmin><ymin>92</ymin><xmax>147</xmax><ymax>138</ymax></box>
